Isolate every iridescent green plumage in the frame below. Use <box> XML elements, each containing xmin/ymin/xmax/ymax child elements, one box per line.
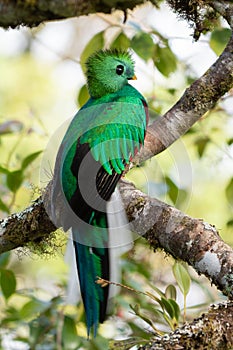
<box><xmin>86</xmin><ymin>50</ymin><xmax>135</xmax><ymax>98</ymax></box>
<box><xmin>53</xmin><ymin>49</ymin><xmax>148</xmax><ymax>336</ymax></box>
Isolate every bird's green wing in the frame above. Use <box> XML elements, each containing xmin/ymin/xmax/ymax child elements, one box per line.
<box><xmin>56</xmin><ymin>85</ymin><xmax>147</xmax><ymax>220</ymax></box>
<box><xmin>79</xmin><ymin>96</ymin><xmax>147</xmax><ymax>175</ymax></box>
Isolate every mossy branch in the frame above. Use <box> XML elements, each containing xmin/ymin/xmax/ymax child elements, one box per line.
<box><xmin>140</xmin><ymin>301</ymin><xmax>233</xmax><ymax>350</ymax></box>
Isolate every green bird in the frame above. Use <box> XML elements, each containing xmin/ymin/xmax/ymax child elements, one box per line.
<box><xmin>52</xmin><ymin>49</ymin><xmax>148</xmax><ymax>336</ymax></box>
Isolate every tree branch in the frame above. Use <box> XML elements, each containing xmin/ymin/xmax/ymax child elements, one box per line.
<box><xmin>0</xmin><ymin>0</ymin><xmax>158</xmax><ymax>28</ymax></box>
<box><xmin>0</xmin><ymin>197</ymin><xmax>56</xmax><ymax>253</ymax></box>
<box><xmin>0</xmin><ymin>178</ymin><xmax>232</xmax><ymax>298</ymax></box>
<box><xmin>118</xmin><ymin>180</ymin><xmax>233</xmax><ymax>299</ymax></box>
<box><xmin>211</xmin><ymin>0</ymin><xmax>233</xmax><ymax>28</ymax></box>
<box><xmin>139</xmin><ymin>301</ymin><xmax>233</xmax><ymax>350</ymax></box>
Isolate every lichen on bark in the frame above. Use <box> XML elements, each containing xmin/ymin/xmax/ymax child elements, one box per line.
<box><xmin>141</xmin><ymin>301</ymin><xmax>233</xmax><ymax>350</ymax></box>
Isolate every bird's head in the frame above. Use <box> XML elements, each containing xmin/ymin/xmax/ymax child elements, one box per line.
<box><xmin>85</xmin><ymin>49</ymin><xmax>136</xmax><ymax>99</ymax></box>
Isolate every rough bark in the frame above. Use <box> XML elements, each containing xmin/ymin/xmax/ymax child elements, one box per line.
<box><xmin>140</xmin><ymin>301</ymin><xmax>233</xmax><ymax>350</ymax></box>
<box><xmin>0</xmin><ymin>0</ymin><xmax>159</xmax><ymax>28</ymax></box>
<box><xmin>0</xmin><ymin>197</ymin><xmax>56</xmax><ymax>253</ymax></box>
<box><xmin>118</xmin><ymin>180</ymin><xmax>233</xmax><ymax>299</ymax></box>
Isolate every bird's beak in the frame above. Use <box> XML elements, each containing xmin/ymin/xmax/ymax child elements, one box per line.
<box><xmin>128</xmin><ymin>75</ymin><xmax>137</xmax><ymax>80</ymax></box>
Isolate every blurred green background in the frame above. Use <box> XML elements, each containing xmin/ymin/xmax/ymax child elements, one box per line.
<box><xmin>0</xmin><ymin>2</ymin><xmax>232</xmax><ymax>349</ymax></box>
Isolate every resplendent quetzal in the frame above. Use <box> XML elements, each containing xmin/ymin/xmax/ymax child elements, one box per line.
<box><xmin>52</xmin><ymin>49</ymin><xmax>148</xmax><ymax>336</ymax></box>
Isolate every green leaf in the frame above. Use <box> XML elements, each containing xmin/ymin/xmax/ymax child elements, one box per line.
<box><xmin>195</xmin><ymin>136</ymin><xmax>210</xmax><ymax>158</ymax></box>
<box><xmin>168</xmin><ymin>299</ymin><xmax>180</xmax><ymax>321</ymax></box>
<box><xmin>20</xmin><ymin>299</ymin><xmax>50</xmax><ymax>319</ymax></box>
<box><xmin>165</xmin><ymin>284</ymin><xmax>177</xmax><ymax>300</ymax></box>
<box><xmin>131</xmin><ymin>32</ymin><xmax>154</xmax><ymax>61</ymax></box>
<box><xmin>0</xmin><ymin>165</ymin><xmax>9</xmax><ymax>174</ymax></box>
<box><xmin>21</xmin><ymin>150</ymin><xmax>42</xmax><ymax>171</ymax></box>
<box><xmin>77</xmin><ymin>84</ymin><xmax>89</xmax><ymax>107</ymax></box>
<box><xmin>227</xmin><ymin>137</ymin><xmax>233</xmax><ymax>146</ymax></box>
<box><xmin>168</xmin><ymin>88</ymin><xmax>176</xmax><ymax>95</ymax></box>
<box><xmin>6</xmin><ymin>170</ymin><xmax>24</xmax><ymax>192</ymax></box>
<box><xmin>130</xmin><ymin>303</ymin><xmax>140</xmax><ymax>315</ymax></box>
<box><xmin>2</xmin><ymin>305</ymin><xmax>21</xmax><ymax>323</ymax></box>
<box><xmin>165</xmin><ymin>176</ymin><xmax>178</xmax><ymax>204</ymax></box>
<box><xmin>0</xmin><ymin>198</ymin><xmax>10</xmax><ymax>214</ymax></box>
<box><xmin>210</xmin><ymin>28</ymin><xmax>231</xmax><ymax>55</ymax></box>
<box><xmin>227</xmin><ymin>218</ymin><xmax>233</xmax><ymax>227</ymax></box>
<box><xmin>226</xmin><ymin>178</ymin><xmax>233</xmax><ymax>206</ymax></box>
<box><xmin>62</xmin><ymin>316</ymin><xmax>80</xmax><ymax>350</ymax></box>
<box><xmin>154</xmin><ymin>45</ymin><xmax>177</xmax><ymax>77</ymax></box>
<box><xmin>160</xmin><ymin>297</ymin><xmax>175</xmax><ymax>319</ymax></box>
<box><xmin>0</xmin><ymin>269</ymin><xmax>16</xmax><ymax>300</ymax></box>
<box><xmin>0</xmin><ymin>252</ymin><xmax>11</xmax><ymax>268</ymax></box>
<box><xmin>162</xmin><ymin>312</ymin><xmax>174</xmax><ymax>330</ymax></box>
<box><xmin>111</xmin><ymin>32</ymin><xmax>130</xmax><ymax>50</ymax></box>
<box><xmin>80</xmin><ymin>31</ymin><xmax>105</xmax><ymax>72</ymax></box>
<box><xmin>160</xmin><ymin>297</ymin><xmax>180</xmax><ymax>324</ymax></box>
<box><xmin>173</xmin><ymin>262</ymin><xmax>191</xmax><ymax>297</ymax></box>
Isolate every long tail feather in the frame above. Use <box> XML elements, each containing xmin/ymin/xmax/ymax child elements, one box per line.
<box><xmin>72</xmin><ymin>214</ymin><xmax>109</xmax><ymax>337</ymax></box>
<box><xmin>65</xmin><ymin>188</ymin><xmax>133</xmax><ymax>335</ymax></box>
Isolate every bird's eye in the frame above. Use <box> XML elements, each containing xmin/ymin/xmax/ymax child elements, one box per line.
<box><xmin>116</xmin><ymin>64</ymin><xmax>124</xmax><ymax>75</ymax></box>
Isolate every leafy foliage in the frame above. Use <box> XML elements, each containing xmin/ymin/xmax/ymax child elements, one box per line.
<box><xmin>131</xmin><ymin>32</ymin><xmax>155</xmax><ymax>61</ymax></box>
<box><xmin>80</xmin><ymin>31</ymin><xmax>105</xmax><ymax>72</ymax></box>
<box><xmin>0</xmin><ymin>269</ymin><xmax>16</xmax><ymax>300</ymax></box>
<box><xmin>0</xmin><ymin>149</ymin><xmax>42</xmax><ymax>212</ymax></box>
<box><xmin>210</xmin><ymin>28</ymin><xmax>232</xmax><ymax>55</ymax></box>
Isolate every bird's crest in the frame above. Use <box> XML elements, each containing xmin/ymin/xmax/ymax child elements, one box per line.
<box><xmin>85</xmin><ymin>49</ymin><xmax>134</xmax><ymax>70</ymax></box>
